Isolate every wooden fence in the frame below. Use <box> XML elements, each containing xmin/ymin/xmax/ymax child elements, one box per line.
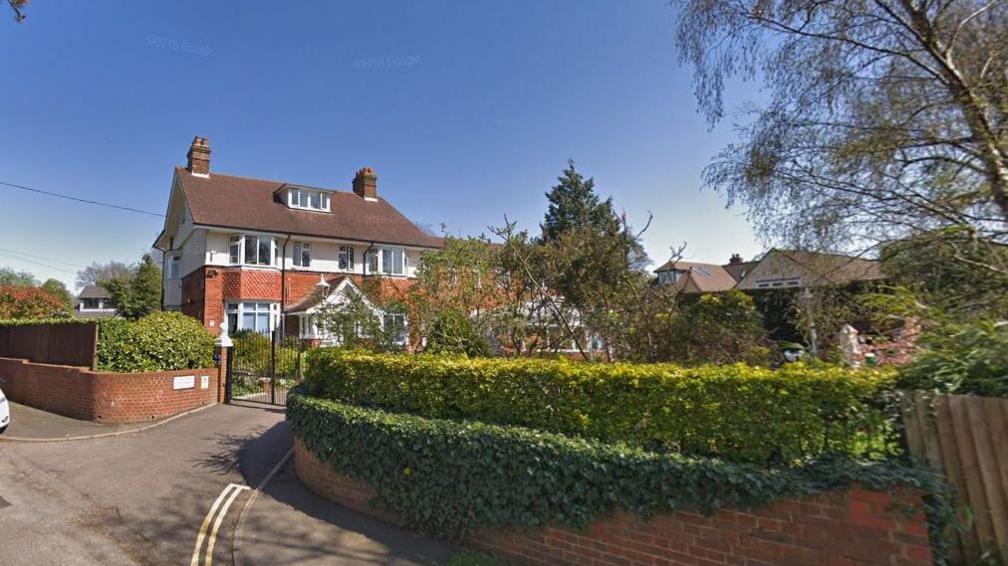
<box><xmin>0</xmin><ymin>322</ymin><xmax>99</xmax><ymax>369</ymax></box>
<box><xmin>901</xmin><ymin>391</ymin><xmax>1008</xmax><ymax>563</ymax></box>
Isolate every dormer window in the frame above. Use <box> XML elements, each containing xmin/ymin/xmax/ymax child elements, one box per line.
<box><xmin>287</xmin><ymin>186</ymin><xmax>331</xmax><ymax>212</ymax></box>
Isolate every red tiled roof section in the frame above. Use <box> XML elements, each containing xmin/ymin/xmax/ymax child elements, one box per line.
<box><xmin>176</xmin><ymin>167</ymin><xmax>443</xmax><ymax>249</ymax></box>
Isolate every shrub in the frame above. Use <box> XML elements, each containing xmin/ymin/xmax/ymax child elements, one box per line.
<box><xmin>425</xmin><ymin>308</ymin><xmax>493</xmax><ymax>357</ymax></box>
<box><xmin>230</xmin><ymin>330</ymin><xmax>304</xmax><ymax>378</ymax></box>
<box><xmin>0</xmin><ymin>285</ymin><xmax>71</xmax><ymax>319</ymax></box>
<box><xmin>305</xmin><ymin>349</ymin><xmax>896</xmax><ymax>464</ymax></box>
<box><xmin>898</xmin><ymin>320</ymin><xmax>1008</xmax><ymax>397</ymax></box>
<box><xmin>287</xmin><ymin>388</ymin><xmax>953</xmax><ymax>557</ymax></box>
<box><xmin>97</xmin><ymin>312</ymin><xmax>214</xmax><ymax>372</ymax></box>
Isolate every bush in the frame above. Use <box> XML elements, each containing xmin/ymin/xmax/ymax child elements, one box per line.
<box><xmin>230</xmin><ymin>331</ymin><xmax>304</xmax><ymax>378</ymax></box>
<box><xmin>0</xmin><ymin>285</ymin><xmax>71</xmax><ymax>319</ymax></box>
<box><xmin>287</xmin><ymin>388</ymin><xmax>952</xmax><ymax>553</ymax></box>
<box><xmin>425</xmin><ymin>308</ymin><xmax>493</xmax><ymax>357</ymax></box>
<box><xmin>898</xmin><ymin>320</ymin><xmax>1008</xmax><ymax>397</ymax></box>
<box><xmin>97</xmin><ymin>312</ymin><xmax>214</xmax><ymax>372</ymax></box>
<box><xmin>305</xmin><ymin>349</ymin><xmax>896</xmax><ymax>464</ymax></box>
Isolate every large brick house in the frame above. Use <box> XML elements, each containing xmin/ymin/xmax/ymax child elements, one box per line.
<box><xmin>154</xmin><ymin>137</ymin><xmax>442</xmax><ymax>343</ymax></box>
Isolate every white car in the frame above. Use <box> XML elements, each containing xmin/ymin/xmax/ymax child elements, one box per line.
<box><xmin>0</xmin><ymin>386</ymin><xmax>8</xmax><ymax>434</ymax></box>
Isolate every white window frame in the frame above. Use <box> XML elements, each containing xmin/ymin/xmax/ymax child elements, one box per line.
<box><xmin>382</xmin><ymin>312</ymin><xmax>408</xmax><ymax>345</ymax></box>
<box><xmin>225</xmin><ymin>301</ymin><xmax>280</xmax><ymax>335</ymax></box>
<box><xmin>288</xmin><ymin>188</ymin><xmax>331</xmax><ymax>212</ymax></box>
<box><xmin>228</xmin><ymin>234</ymin><xmax>277</xmax><ymax>267</ymax></box>
<box><xmin>293</xmin><ymin>241</ymin><xmax>311</xmax><ymax>268</ymax></box>
<box><xmin>338</xmin><ymin>245</ymin><xmax>355</xmax><ymax>271</ymax></box>
<box><xmin>379</xmin><ymin>247</ymin><xmax>406</xmax><ymax>276</ymax></box>
<box><xmin>166</xmin><ymin>254</ymin><xmax>181</xmax><ymax>280</ymax></box>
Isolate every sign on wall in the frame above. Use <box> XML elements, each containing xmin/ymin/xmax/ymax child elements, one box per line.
<box><xmin>200</xmin><ymin>375</ymin><xmax>209</xmax><ymax>389</ymax></box>
<box><xmin>173</xmin><ymin>375</ymin><xmax>196</xmax><ymax>390</ymax></box>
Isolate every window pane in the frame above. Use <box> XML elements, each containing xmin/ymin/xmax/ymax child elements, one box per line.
<box><xmin>258</xmin><ymin>237</ymin><xmax>270</xmax><ymax>265</ymax></box>
<box><xmin>301</xmin><ymin>242</ymin><xmax>311</xmax><ymax>267</ymax></box>
<box><xmin>310</xmin><ymin>191</ymin><xmax>321</xmax><ymax>209</ymax></box>
<box><xmin>230</xmin><ymin>236</ymin><xmax>241</xmax><ymax>264</ymax></box>
<box><xmin>368</xmin><ymin>251</ymin><xmax>378</xmax><ymax>273</ymax></box>
<box><xmin>242</xmin><ymin>313</ymin><xmax>255</xmax><ymax>331</ymax></box>
<box><xmin>338</xmin><ymin>246</ymin><xmax>347</xmax><ymax>270</ymax></box>
<box><xmin>244</xmin><ymin>236</ymin><xmax>256</xmax><ymax>265</ymax></box>
<box><xmin>382</xmin><ymin>249</ymin><xmax>392</xmax><ymax>273</ymax></box>
<box><xmin>393</xmin><ymin>249</ymin><xmax>404</xmax><ymax>274</ymax></box>
<box><xmin>322</xmin><ymin>193</ymin><xmax>330</xmax><ymax>209</ymax></box>
<box><xmin>293</xmin><ymin>243</ymin><xmax>301</xmax><ymax>266</ymax></box>
<box><xmin>256</xmin><ymin>312</ymin><xmax>269</xmax><ymax>333</ymax></box>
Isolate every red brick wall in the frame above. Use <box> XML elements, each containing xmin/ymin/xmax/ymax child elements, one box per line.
<box><xmin>0</xmin><ymin>357</ymin><xmax>220</xmax><ymax>423</ymax></box>
<box><xmin>293</xmin><ymin>438</ymin><xmax>933</xmax><ymax>566</ymax></box>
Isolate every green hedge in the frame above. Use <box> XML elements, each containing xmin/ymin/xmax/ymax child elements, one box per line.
<box><xmin>304</xmin><ymin>350</ymin><xmax>897</xmax><ymax>464</ymax></box>
<box><xmin>287</xmin><ymin>388</ymin><xmax>952</xmax><ymax>562</ymax></box>
<box><xmin>97</xmin><ymin>312</ymin><xmax>215</xmax><ymax>372</ymax></box>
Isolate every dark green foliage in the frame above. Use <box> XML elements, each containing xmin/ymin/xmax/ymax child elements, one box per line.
<box><xmin>97</xmin><ymin>312</ymin><xmax>214</xmax><ymax>372</ymax></box>
<box><xmin>669</xmin><ymin>290</ymin><xmax>770</xmax><ymax>365</ymax></box>
<box><xmin>104</xmin><ymin>254</ymin><xmax>162</xmax><ymax>320</ymax></box>
<box><xmin>882</xmin><ymin>229</ymin><xmax>1008</xmax><ymax>320</ymax></box>
<box><xmin>898</xmin><ymin>320</ymin><xmax>1008</xmax><ymax>398</ymax></box>
<box><xmin>287</xmin><ymin>389</ymin><xmax>954</xmax><ymax>563</ymax></box>
<box><xmin>425</xmin><ymin>308</ymin><xmax>492</xmax><ymax>357</ymax></box>
<box><xmin>540</xmin><ymin>160</ymin><xmax>619</xmax><ymax>243</ymax></box>
<box><xmin>305</xmin><ymin>349</ymin><xmax>896</xmax><ymax>464</ymax></box>
<box><xmin>41</xmin><ymin>279</ymin><xmax>73</xmax><ymax>312</ymax></box>
<box><xmin>230</xmin><ymin>330</ymin><xmax>304</xmax><ymax>378</ymax></box>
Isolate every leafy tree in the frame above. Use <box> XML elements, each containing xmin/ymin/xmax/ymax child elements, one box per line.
<box><xmin>0</xmin><ymin>285</ymin><xmax>70</xmax><ymax>319</ymax></box>
<box><xmin>0</xmin><ymin>266</ymin><xmax>38</xmax><ymax>287</ymax></box>
<box><xmin>76</xmin><ymin>261</ymin><xmax>132</xmax><ymax>289</ymax></box>
<box><xmin>314</xmin><ymin>288</ymin><xmax>408</xmax><ymax>352</ymax></box>
<box><xmin>881</xmin><ymin>228</ymin><xmax>1008</xmax><ymax>319</ymax></box>
<box><xmin>105</xmin><ymin>254</ymin><xmax>162</xmax><ymax>320</ymax></box>
<box><xmin>541</xmin><ymin>160</ymin><xmax>619</xmax><ymax>242</ymax></box>
<box><xmin>425</xmin><ymin>308</ymin><xmax>493</xmax><ymax>357</ymax></box>
<box><xmin>671</xmin><ymin>290</ymin><xmax>770</xmax><ymax>365</ymax></box>
<box><xmin>676</xmin><ymin>0</ymin><xmax>1008</xmax><ymax>266</ymax></box>
<box><xmin>41</xmin><ymin>278</ymin><xmax>73</xmax><ymax>312</ymax></box>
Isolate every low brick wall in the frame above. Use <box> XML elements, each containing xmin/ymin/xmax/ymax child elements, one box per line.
<box><xmin>0</xmin><ymin>356</ymin><xmax>220</xmax><ymax>423</ymax></box>
<box><xmin>294</xmin><ymin>438</ymin><xmax>933</xmax><ymax>566</ymax></box>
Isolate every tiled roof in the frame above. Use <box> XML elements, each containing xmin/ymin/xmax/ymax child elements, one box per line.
<box><xmin>175</xmin><ymin>167</ymin><xmax>443</xmax><ymax>249</ymax></box>
<box><xmin>657</xmin><ymin>261</ymin><xmax>739</xmax><ymax>293</ymax></box>
<box><xmin>77</xmin><ymin>285</ymin><xmax>111</xmax><ymax>299</ymax></box>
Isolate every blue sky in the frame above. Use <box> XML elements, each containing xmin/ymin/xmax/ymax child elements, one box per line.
<box><xmin>0</xmin><ymin>0</ymin><xmax>762</xmax><ymax>291</ymax></box>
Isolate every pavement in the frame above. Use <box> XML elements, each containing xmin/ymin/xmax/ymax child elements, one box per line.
<box><xmin>0</xmin><ymin>400</ymin><xmax>458</xmax><ymax>566</ymax></box>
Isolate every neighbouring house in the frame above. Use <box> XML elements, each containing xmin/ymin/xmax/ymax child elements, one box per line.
<box><xmin>153</xmin><ymin>137</ymin><xmax>442</xmax><ymax>347</ymax></box>
<box><xmin>73</xmin><ymin>285</ymin><xmax>118</xmax><ymax>319</ymax></box>
<box><xmin>655</xmin><ymin>249</ymin><xmax>883</xmax><ymax>292</ymax></box>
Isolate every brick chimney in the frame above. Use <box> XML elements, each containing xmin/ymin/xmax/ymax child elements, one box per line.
<box><xmin>353</xmin><ymin>167</ymin><xmax>377</xmax><ymax>199</ymax></box>
<box><xmin>187</xmin><ymin>136</ymin><xmax>211</xmax><ymax>176</ymax></box>
<box><xmin>729</xmin><ymin>253</ymin><xmax>743</xmax><ymax>265</ymax></box>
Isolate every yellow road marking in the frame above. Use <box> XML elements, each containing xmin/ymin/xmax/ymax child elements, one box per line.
<box><xmin>204</xmin><ymin>483</ymin><xmax>248</xmax><ymax>566</ymax></box>
<box><xmin>191</xmin><ymin>483</ymin><xmax>249</xmax><ymax>566</ymax></box>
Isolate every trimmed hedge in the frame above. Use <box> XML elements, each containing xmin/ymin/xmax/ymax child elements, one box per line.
<box><xmin>287</xmin><ymin>388</ymin><xmax>952</xmax><ymax>562</ymax></box>
<box><xmin>305</xmin><ymin>350</ymin><xmax>897</xmax><ymax>464</ymax></box>
<box><xmin>97</xmin><ymin>312</ymin><xmax>215</xmax><ymax>372</ymax></box>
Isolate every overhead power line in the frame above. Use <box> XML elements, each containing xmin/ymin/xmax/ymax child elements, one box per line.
<box><xmin>0</xmin><ymin>250</ymin><xmax>78</xmax><ymax>274</ymax></box>
<box><xmin>0</xmin><ymin>180</ymin><xmax>166</xmax><ymax>217</ymax></box>
<box><xmin>0</xmin><ymin>246</ymin><xmax>86</xmax><ymax>268</ymax></box>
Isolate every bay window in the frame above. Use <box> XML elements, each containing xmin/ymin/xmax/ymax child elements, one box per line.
<box><xmin>225</xmin><ymin>302</ymin><xmax>279</xmax><ymax>335</ymax></box>
<box><xmin>380</xmin><ymin>247</ymin><xmax>406</xmax><ymax>275</ymax></box>
<box><xmin>228</xmin><ymin>234</ymin><xmax>276</xmax><ymax>267</ymax></box>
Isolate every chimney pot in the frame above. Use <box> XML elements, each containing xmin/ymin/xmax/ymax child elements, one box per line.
<box><xmin>353</xmin><ymin>166</ymin><xmax>377</xmax><ymax>199</ymax></box>
<box><xmin>729</xmin><ymin>253</ymin><xmax>743</xmax><ymax>265</ymax></box>
<box><xmin>187</xmin><ymin>136</ymin><xmax>211</xmax><ymax>176</ymax></box>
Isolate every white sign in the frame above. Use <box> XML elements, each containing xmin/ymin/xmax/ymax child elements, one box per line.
<box><xmin>173</xmin><ymin>375</ymin><xmax>196</xmax><ymax>390</ymax></box>
<box><xmin>200</xmin><ymin>375</ymin><xmax>209</xmax><ymax>390</ymax></box>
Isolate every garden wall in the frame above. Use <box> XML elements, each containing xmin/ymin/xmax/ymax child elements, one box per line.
<box><xmin>294</xmin><ymin>437</ymin><xmax>933</xmax><ymax>566</ymax></box>
<box><xmin>0</xmin><ymin>356</ymin><xmax>220</xmax><ymax>423</ymax></box>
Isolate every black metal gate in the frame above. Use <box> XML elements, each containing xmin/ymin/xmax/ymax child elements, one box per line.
<box><xmin>226</xmin><ymin>330</ymin><xmax>306</xmax><ymax>406</ymax></box>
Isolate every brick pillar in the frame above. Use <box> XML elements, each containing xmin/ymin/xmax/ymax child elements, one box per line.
<box><xmin>216</xmin><ymin>346</ymin><xmax>229</xmax><ymax>403</ymax></box>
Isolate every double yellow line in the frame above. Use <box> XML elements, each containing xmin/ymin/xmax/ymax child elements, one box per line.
<box><xmin>191</xmin><ymin>483</ymin><xmax>250</xmax><ymax>566</ymax></box>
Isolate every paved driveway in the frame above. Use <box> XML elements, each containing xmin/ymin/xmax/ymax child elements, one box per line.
<box><xmin>0</xmin><ymin>402</ymin><xmax>455</xmax><ymax>566</ymax></box>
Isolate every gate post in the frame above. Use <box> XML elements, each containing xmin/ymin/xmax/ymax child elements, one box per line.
<box><xmin>216</xmin><ymin>322</ymin><xmax>234</xmax><ymax>404</ymax></box>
